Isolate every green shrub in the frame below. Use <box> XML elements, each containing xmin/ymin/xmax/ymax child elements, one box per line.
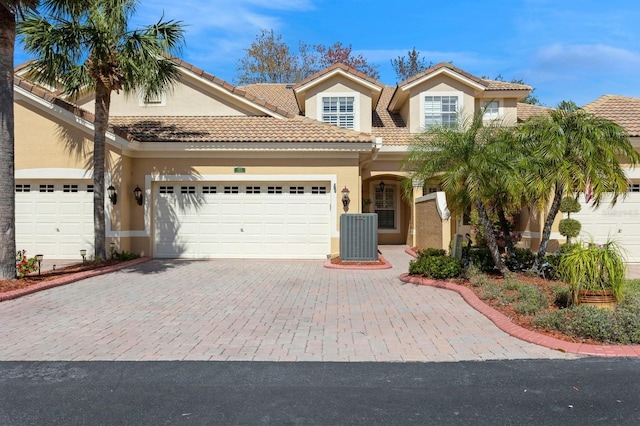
<box><xmin>417</xmin><ymin>248</ymin><xmax>447</xmax><ymax>258</ymax></box>
<box><xmin>514</xmin><ymin>283</ymin><xmax>549</xmax><ymax>315</ymax></box>
<box><xmin>532</xmin><ymin>305</ymin><xmax>640</xmax><ymax>344</ymax></box>
<box><xmin>112</xmin><ymin>250</ymin><xmax>140</xmax><ymax>261</ymax></box>
<box><xmin>409</xmin><ymin>255</ymin><xmax>462</xmax><ymax>279</ymax></box>
<box><xmin>505</xmin><ymin>248</ymin><xmax>536</xmax><ymax>272</ymax></box>
<box><xmin>549</xmin><ymin>284</ymin><xmax>571</xmax><ymax>308</ymax></box>
<box><xmin>16</xmin><ymin>250</ymin><xmax>39</xmax><ymax>277</ymax></box>
<box><xmin>469</xmin><ymin>247</ymin><xmax>495</xmax><ymax>272</ymax></box>
<box><xmin>559</xmin><ymin>218</ymin><xmax>581</xmax><ymax>238</ymax></box>
<box><xmin>560</xmin><ymin>196</ymin><xmax>581</xmax><ymax>214</ymax></box>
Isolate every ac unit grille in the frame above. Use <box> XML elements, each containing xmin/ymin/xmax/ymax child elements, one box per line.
<box><xmin>340</xmin><ymin>213</ymin><xmax>378</xmax><ymax>261</ymax></box>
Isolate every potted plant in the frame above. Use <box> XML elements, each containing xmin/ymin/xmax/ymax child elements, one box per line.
<box><xmin>557</xmin><ymin>239</ymin><xmax>626</xmax><ymax>309</ymax></box>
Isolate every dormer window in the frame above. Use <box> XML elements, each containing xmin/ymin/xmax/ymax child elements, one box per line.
<box><xmin>424</xmin><ymin>95</ymin><xmax>459</xmax><ymax>128</ymax></box>
<box><xmin>321</xmin><ymin>95</ymin><xmax>356</xmax><ymax>129</ymax></box>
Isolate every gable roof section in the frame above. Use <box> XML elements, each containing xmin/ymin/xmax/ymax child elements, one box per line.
<box><xmin>110</xmin><ymin>115</ymin><xmax>375</xmax><ymax>144</ymax></box>
<box><xmin>583</xmin><ymin>95</ymin><xmax>640</xmax><ymax>137</ymax></box>
<box><xmin>389</xmin><ymin>62</ymin><xmax>531</xmax><ymax>111</ymax></box>
<box><xmin>292</xmin><ymin>63</ymin><xmax>384</xmax><ymax>113</ymax></box>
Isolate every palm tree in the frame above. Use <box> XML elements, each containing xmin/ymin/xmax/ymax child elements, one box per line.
<box><xmin>403</xmin><ymin>113</ymin><xmax>521</xmax><ymax>275</ymax></box>
<box><xmin>19</xmin><ymin>0</ymin><xmax>184</xmax><ymax>260</ymax></box>
<box><xmin>0</xmin><ymin>0</ymin><xmax>40</xmax><ymax>279</ymax></box>
<box><xmin>518</xmin><ymin>101</ymin><xmax>640</xmax><ymax>272</ymax></box>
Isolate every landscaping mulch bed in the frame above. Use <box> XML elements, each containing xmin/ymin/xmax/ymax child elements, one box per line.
<box><xmin>451</xmin><ymin>272</ymin><xmax>602</xmax><ymax>346</ymax></box>
<box><xmin>0</xmin><ymin>260</ymin><xmax>122</xmax><ymax>294</ymax></box>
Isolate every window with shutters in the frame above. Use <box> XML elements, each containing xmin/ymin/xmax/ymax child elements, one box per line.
<box><xmin>320</xmin><ymin>94</ymin><xmax>357</xmax><ymax>130</ymax></box>
<box><xmin>424</xmin><ymin>95</ymin><xmax>459</xmax><ymax>128</ymax></box>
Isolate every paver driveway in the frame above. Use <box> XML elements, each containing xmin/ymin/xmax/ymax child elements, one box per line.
<box><xmin>0</xmin><ymin>246</ymin><xmax>576</xmax><ymax>362</ymax></box>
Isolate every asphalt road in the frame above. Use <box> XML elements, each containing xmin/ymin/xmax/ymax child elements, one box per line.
<box><xmin>1</xmin><ymin>358</ymin><xmax>639</xmax><ymax>425</ymax></box>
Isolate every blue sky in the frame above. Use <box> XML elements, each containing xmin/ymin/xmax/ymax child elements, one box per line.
<box><xmin>15</xmin><ymin>0</ymin><xmax>640</xmax><ymax>107</ymax></box>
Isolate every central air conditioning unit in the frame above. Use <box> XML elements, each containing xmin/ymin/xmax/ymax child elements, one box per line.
<box><xmin>339</xmin><ymin>213</ymin><xmax>378</xmax><ymax>261</ymax></box>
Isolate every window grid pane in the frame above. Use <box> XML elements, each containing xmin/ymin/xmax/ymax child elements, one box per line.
<box><xmin>322</xmin><ymin>96</ymin><xmax>355</xmax><ymax>129</ymax></box>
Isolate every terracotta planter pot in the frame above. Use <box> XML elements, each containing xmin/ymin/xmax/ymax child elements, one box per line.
<box><xmin>577</xmin><ymin>289</ymin><xmax>616</xmax><ymax>310</ymax></box>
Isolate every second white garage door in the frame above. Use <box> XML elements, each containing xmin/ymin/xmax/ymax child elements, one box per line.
<box><xmin>572</xmin><ymin>191</ymin><xmax>640</xmax><ymax>262</ymax></box>
<box><xmin>154</xmin><ymin>182</ymin><xmax>331</xmax><ymax>259</ymax></box>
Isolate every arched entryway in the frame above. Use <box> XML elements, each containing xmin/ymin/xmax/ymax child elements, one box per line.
<box><xmin>362</xmin><ymin>175</ymin><xmax>411</xmax><ymax>245</ymax></box>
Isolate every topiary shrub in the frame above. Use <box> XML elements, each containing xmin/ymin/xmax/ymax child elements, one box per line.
<box><xmin>560</xmin><ymin>196</ymin><xmax>581</xmax><ymax>214</ymax></box>
<box><xmin>559</xmin><ymin>218</ymin><xmax>581</xmax><ymax>239</ymax></box>
<box><xmin>409</xmin><ymin>255</ymin><xmax>462</xmax><ymax>279</ymax></box>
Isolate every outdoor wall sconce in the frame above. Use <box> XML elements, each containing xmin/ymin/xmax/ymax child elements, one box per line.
<box><xmin>107</xmin><ymin>185</ymin><xmax>117</xmax><ymax>205</ymax></box>
<box><xmin>35</xmin><ymin>254</ymin><xmax>43</xmax><ymax>275</ymax></box>
<box><xmin>379</xmin><ymin>180</ymin><xmax>386</xmax><ymax>192</ymax></box>
<box><xmin>133</xmin><ymin>185</ymin><xmax>143</xmax><ymax>206</ymax></box>
<box><xmin>341</xmin><ymin>186</ymin><xmax>351</xmax><ymax>212</ymax></box>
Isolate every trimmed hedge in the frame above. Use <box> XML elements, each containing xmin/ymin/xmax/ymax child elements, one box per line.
<box><xmin>409</xmin><ymin>255</ymin><xmax>462</xmax><ymax>279</ymax></box>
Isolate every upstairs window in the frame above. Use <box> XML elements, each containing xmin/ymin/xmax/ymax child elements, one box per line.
<box><xmin>482</xmin><ymin>100</ymin><xmax>500</xmax><ymax>120</ymax></box>
<box><xmin>322</xmin><ymin>96</ymin><xmax>355</xmax><ymax>129</ymax></box>
<box><xmin>424</xmin><ymin>95</ymin><xmax>458</xmax><ymax>128</ymax></box>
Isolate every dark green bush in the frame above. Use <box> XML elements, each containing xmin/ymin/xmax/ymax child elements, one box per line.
<box><xmin>470</xmin><ymin>247</ymin><xmax>536</xmax><ymax>273</ymax></box>
<box><xmin>409</xmin><ymin>255</ymin><xmax>462</xmax><ymax>279</ymax></box>
<box><xmin>469</xmin><ymin>247</ymin><xmax>495</xmax><ymax>272</ymax></box>
<box><xmin>505</xmin><ymin>248</ymin><xmax>536</xmax><ymax>272</ymax></box>
<box><xmin>559</xmin><ymin>218</ymin><xmax>581</xmax><ymax>238</ymax></box>
<box><xmin>417</xmin><ymin>248</ymin><xmax>447</xmax><ymax>258</ymax></box>
<box><xmin>112</xmin><ymin>250</ymin><xmax>140</xmax><ymax>261</ymax></box>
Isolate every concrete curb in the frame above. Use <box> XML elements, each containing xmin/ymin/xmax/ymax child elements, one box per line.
<box><xmin>0</xmin><ymin>257</ymin><xmax>151</xmax><ymax>302</ymax></box>
<box><xmin>399</xmin><ymin>273</ymin><xmax>640</xmax><ymax>358</ymax></box>
<box><xmin>323</xmin><ymin>255</ymin><xmax>392</xmax><ymax>270</ymax></box>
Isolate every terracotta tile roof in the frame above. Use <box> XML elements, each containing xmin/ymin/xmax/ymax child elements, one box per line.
<box><xmin>372</xmin><ymin>86</ymin><xmax>410</xmax><ymax>145</ymax></box>
<box><xmin>517</xmin><ymin>102</ymin><xmax>551</xmax><ymax>122</ymax></box>
<box><xmin>398</xmin><ymin>62</ymin><xmax>531</xmax><ymax>91</ymax></box>
<box><xmin>583</xmin><ymin>95</ymin><xmax>640</xmax><ymax>137</ymax></box>
<box><xmin>109</xmin><ymin>116</ymin><xmax>375</xmax><ymax>144</ymax></box>
<box><xmin>238</xmin><ymin>83</ymin><xmax>301</xmax><ymax>115</ymax></box>
<box><xmin>13</xmin><ymin>75</ymin><xmax>134</xmax><ymax>141</ymax></box>
<box><xmin>292</xmin><ymin>63</ymin><xmax>384</xmax><ymax>91</ymax></box>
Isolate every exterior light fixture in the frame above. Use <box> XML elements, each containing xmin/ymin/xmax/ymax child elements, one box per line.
<box><xmin>35</xmin><ymin>254</ymin><xmax>43</xmax><ymax>275</ymax></box>
<box><xmin>107</xmin><ymin>185</ymin><xmax>117</xmax><ymax>205</ymax></box>
<box><xmin>133</xmin><ymin>185</ymin><xmax>143</xmax><ymax>206</ymax></box>
<box><xmin>80</xmin><ymin>249</ymin><xmax>87</xmax><ymax>264</ymax></box>
<box><xmin>341</xmin><ymin>186</ymin><xmax>351</xmax><ymax>212</ymax></box>
<box><xmin>379</xmin><ymin>180</ymin><xmax>386</xmax><ymax>192</ymax></box>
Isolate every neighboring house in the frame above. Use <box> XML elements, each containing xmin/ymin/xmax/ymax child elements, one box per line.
<box><xmin>13</xmin><ymin>60</ymin><xmax>533</xmax><ymax>260</ymax></box>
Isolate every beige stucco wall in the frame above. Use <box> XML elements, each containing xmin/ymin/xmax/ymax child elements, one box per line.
<box><xmin>76</xmin><ymin>76</ymin><xmax>265</xmax><ymax>117</ymax></box>
<box><xmin>303</xmin><ymin>76</ymin><xmax>373</xmax><ymax>133</ymax></box>
<box><xmin>404</xmin><ymin>75</ymin><xmax>476</xmax><ymax>134</ymax></box>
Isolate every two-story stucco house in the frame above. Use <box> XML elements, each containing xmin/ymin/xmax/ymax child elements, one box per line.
<box><xmin>12</xmin><ymin>59</ymin><xmax>570</xmax><ymax>261</ymax></box>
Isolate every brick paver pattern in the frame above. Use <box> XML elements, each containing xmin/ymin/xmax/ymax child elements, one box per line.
<box><xmin>0</xmin><ymin>246</ymin><xmax>577</xmax><ymax>362</ymax></box>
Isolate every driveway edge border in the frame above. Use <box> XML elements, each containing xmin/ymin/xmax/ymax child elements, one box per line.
<box><xmin>399</xmin><ymin>273</ymin><xmax>640</xmax><ymax>358</ymax></box>
<box><xmin>0</xmin><ymin>257</ymin><xmax>151</xmax><ymax>302</ymax></box>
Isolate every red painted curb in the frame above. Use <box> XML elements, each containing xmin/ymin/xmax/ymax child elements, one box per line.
<box><xmin>399</xmin><ymin>273</ymin><xmax>640</xmax><ymax>358</ymax></box>
<box><xmin>0</xmin><ymin>257</ymin><xmax>151</xmax><ymax>302</ymax></box>
<box><xmin>324</xmin><ymin>255</ymin><xmax>392</xmax><ymax>270</ymax></box>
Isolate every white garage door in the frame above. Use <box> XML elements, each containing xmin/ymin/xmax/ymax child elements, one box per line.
<box><xmin>572</xmin><ymin>191</ymin><xmax>640</xmax><ymax>262</ymax></box>
<box><xmin>154</xmin><ymin>182</ymin><xmax>331</xmax><ymax>259</ymax></box>
<box><xmin>16</xmin><ymin>180</ymin><xmax>94</xmax><ymax>259</ymax></box>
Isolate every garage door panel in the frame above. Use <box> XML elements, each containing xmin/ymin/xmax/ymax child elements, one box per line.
<box><xmin>154</xmin><ymin>182</ymin><xmax>330</xmax><ymax>259</ymax></box>
<box><xmin>573</xmin><ymin>193</ymin><xmax>640</xmax><ymax>262</ymax></box>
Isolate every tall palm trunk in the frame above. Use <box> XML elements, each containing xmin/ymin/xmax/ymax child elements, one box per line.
<box><xmin>0</xmin><ymin>6</ymin><xmax>17</xmax><ymax>280</ymax></box>
<box><xmin>476</xmin><ymin>200</ymin><xmax>508</xmax><ymax>274</ymax></box>
<box><xmin>93</xmin><ymin>80</ymin><xmax>111</xmax><ymax>261</ymax></box>
<box><xmin>532</xmin><ymin>183</ymin><xmax>564</xmax><ymax>273</ymax></box>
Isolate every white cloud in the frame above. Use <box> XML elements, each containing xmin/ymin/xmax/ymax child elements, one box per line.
<box><xmin>533</xmin><ymin>43</ymin><xmax>640</xmax><ymax>74</ymax></box>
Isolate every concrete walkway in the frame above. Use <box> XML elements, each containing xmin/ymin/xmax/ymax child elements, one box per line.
<box><xmin>0</xmin><ymin>246</ymin><xmax>577</xmax><ymax>362</ymax></box>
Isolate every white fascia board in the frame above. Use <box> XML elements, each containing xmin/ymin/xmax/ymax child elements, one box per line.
<box><xmin>294</xmin><ymin>68</ymin><xmax>382</xmax><ymax>94</ymax></box>
<box><xmin>130</xmin><ymin>141</ymin><xmax>374</xmax><ymax>154</ymax></box>
<box><xmin>14</xmin><ymin>85</ymin><xmax>140</xmax><ymax>152</ymax></box>
<box><xmin>401</xmin><ymin>68</ymin><xmax>486</xmax><ymax>92</ymax></box>
<box><xmin>178</xmin><ymin>68</ymin><xmax>288</xmax><ymax>119</ymax></box>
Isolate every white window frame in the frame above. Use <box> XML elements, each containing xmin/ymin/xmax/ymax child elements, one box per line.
<box><xmin>482</xmin><ymin>100</ymin><xmax>502</xmax><ymax>120</ymax></box>
<box><xmin>373</xmin><ymin>182</ymin><xmax>399</xmax><ymax>232</ymax></box>
<box><xmin>420</xmin><ymin>91</ymin><xmax>463</xmax><ymax>129</ymax></box>
<box><xmin>317</xmin><ymin>92</ymin><xmax>359</xmax><ymax>131</ymax></box>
